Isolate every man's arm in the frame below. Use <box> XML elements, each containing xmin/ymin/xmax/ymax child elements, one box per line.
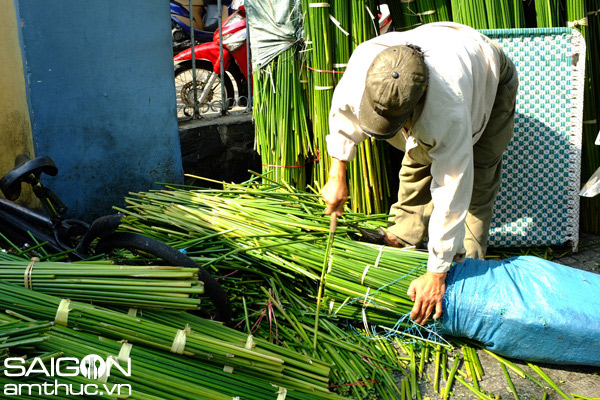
<box><xmin>406</xmin><ymin>109</ymin><xmax>474</xmax><ymax>325</ymax></box>
<box><xmin>321</xmin><ymin>158</ymin><xmax>348</xmax><ymax>217</ymax></box>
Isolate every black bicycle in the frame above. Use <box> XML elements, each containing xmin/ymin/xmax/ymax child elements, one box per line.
<box><xmin>0</xmin><ymin>154</ymin><xmax>231</xmax><ymax>323</ymax></box>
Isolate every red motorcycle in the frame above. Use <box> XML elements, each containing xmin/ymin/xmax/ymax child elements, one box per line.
<box><xmin>173</xmin><ymin>1</ymin><xmax>249</xmax><ymax>116</ymax></box>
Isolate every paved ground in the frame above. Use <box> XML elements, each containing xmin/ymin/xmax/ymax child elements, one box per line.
<box><xmin>417</xmin><ymin>233</ymin><xmax>600</xmax><ymax>399</ymax></box>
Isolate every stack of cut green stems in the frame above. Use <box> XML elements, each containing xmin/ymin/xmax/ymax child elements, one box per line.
<box><xmin>138</xmin><ymin>280</ymin><xmax>415</xmax><ymax>399</ymax></box>
<box><xmin>0</xmin><ymin>281</ymin><xmax>335</xmax><ymax>395</ymax></box>
<box><xmin>2</xmin><ymin>322</ymin><xmax>349</xmax><ymax>400</ymax></box>
<box><xmin>0</xmin><ymin>260</ymin><xmax>204</xmax><ymax>310</ymax></box>
<box><xmin>0</xmin><ymin>287</ymin><xmax>575</xmax><ymax>400</ymax></box>
<box><xmin>251</xmin><ymin>285</ymin><xmax>406</xmax><ymax>399</ymax></box>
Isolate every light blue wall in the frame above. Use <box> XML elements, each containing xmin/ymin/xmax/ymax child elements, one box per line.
<box><xmin>14</xmin><ymin>0</ymin><xmax>183</xmax><ymax>221</ymax></box>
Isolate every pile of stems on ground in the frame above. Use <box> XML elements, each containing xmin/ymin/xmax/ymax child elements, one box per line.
<box><xmin>0</xmin><ymin>281</ymin><xmax>346</xmax><ymax>399</ymax></box>
<box><xmin>110</xmin><ymin>177</ymin><xmax>579</xmax><ymax>398</ymax></box>
<box><xmin>117</xmin><ymin>176</ymin><xmax>428</xmax><ymax>327</ymax></box>
<box><xmin>0</xmin><ymin>271</ymin><xmax>574</xmax><ymax>400</ymax></box>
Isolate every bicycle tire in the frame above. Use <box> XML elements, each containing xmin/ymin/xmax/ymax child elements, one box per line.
<box><xmin>95</xmin><ymin>232</ymin><xmax>231</xmax><ymax>324</ymax></box>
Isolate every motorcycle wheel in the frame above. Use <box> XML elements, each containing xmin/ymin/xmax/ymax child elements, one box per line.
<box><xmin>174</xmin><ymin>60</ymin><xmax>235</xmax><ymax>117</ymax></box>
<box><xmin>95</xmin><ymin>232</ymin><xmax>232</xmax><ymax>324</ymax></box>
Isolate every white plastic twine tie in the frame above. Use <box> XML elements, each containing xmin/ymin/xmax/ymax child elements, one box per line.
<box><xmin>171</xmin><ymin>325</ymin><xmax>191</xmax><ymax>354</ymax></box>
<box><xmin>24</xmin><ymin>257</ymin><xmax>40</xmax><ymax>290</ymax></box>
<box><xmin>54</xmin><ymin>299</ymin><xmax>71</xmax><ymax>326</ymax></box>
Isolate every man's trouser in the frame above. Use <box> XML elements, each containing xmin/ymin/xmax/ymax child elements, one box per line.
<box><xmin>387</xmin><ymin>53</ymin><xmax>519</xmax><ymax>259</ymax></box>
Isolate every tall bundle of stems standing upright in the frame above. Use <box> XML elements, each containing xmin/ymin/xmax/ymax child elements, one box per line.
<box><xmin>415</xmin><ymin>0</ymin><xmax>440</xmax><ymax>24</ymax></box>
<box><xmin>534</xmin><ymin>0</ymin><xmax>562</xmax><ymax>27</ymax></box>
<box><xmin>485</xmin><ymin>0</ymin><xmax>513</xmax><ymax>28</ymax></box>
<box><xmin>450</xmin><ymin>0</ymin><xmax>488</xmax><ymax>28</ymax></box>
<box><xmin>449</xmin><ymin>0</ymin><xmax>524</xmax><ymax>28</ymax></box>
<box><xmin>388</xmin><ymin>0</ymin><xmax>421</xmax><ymax>31</ymax></box>
<box><xmin>344</xmin><ymin>0</ymin><xmax>392</xmax><ymax>214</ymax></box>
<box><xmin>253</xmin><ymin>47</ymin><xmax>313</xmax><ymax>189</ymax></box>
<box><xmin>305</xmin><ymin>0</ymin><xmax>335</xmax><ymax>186</ymax></box>
<box><xmin>578</xmin><ymin>0</ymin><xmax>600</xmax><ymax>233</ymax></box>
<box><xmin>252</xmin><ymin>1</ymin><xmax>599</xmax><ymax>229</ymax></box>
<box><xmin>330</xmin><ymin>0</ymin><xmax>351</xmax><ymax>82</ymax></box>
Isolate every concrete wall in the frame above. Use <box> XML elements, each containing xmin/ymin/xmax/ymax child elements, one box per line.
<box><xmin>0</xmin><ymin>0</ymin><xmax>36</xmax><ymax>206</ymax></box>
<box><xmin>14</xmin><ymin>0</ymin><xmax>183</xmax><ymax>221</ymax></box>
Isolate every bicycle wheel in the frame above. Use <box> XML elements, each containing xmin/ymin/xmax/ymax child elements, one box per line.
<box><xmin>95</xmin><ymin>232</ymin><xmax>231</xmax><ymax>324</ymax></box>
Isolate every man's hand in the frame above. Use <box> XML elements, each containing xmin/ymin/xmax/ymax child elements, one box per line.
<box><xmin>407</xmin><ymin>271</ymin><xmax>447</xmax><ymax>325</ymax></box>
<box><xmin>384</xmin><ymin>232</ymin><xmax>401</xmax><ymax>247</ymax></box>
<box><xmin>321</xmin><ymin>158</ymin><xmax>348</xmax><ymax>217</ymax></box>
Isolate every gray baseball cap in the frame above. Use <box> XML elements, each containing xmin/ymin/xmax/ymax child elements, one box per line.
<box><xmin>359</xmin><ymin>45</ymin><xmax>428</xmax><ymax>139</ymax></box>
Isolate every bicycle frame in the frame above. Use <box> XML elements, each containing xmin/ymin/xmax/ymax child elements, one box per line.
<box><xmin>0</xmin><ymin>198</ymin><xmax>66</xmax><ymax>255</ymax></box>
<box><xmin>0</xmin><ymin>197</ymin><xmax>92</xmax><ymax>259</ymax></box>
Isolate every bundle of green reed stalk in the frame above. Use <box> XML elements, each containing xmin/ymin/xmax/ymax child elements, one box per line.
<box><xmin>435</xmin><ymin>0</ymin><xmax>452</xmax><ymax>21</ymax></box>
<box><xmin>0</xmin><ymin>284</ymin><xmax>573</xmax><ymax>400</ymax></box>
<box><xmin>450</xmin><ymin>0</ymin><xmax>488</xmax><ymax>28</ymax></box>
<box><xmin>0</xmin><ymin>260</ymin><xmax>204</xmax><ymax>310</ymax></box>
<box><xmin>350</xmin><ymin>0</ymin><xmax>377</xmax><ymax>47</ymax></box>
<box><xmin>0</xmin><ymin>318</ymin><xmax>52</xmax><ymax>352</ymax></box>
<box><xmin>330</xmin><ymin>0</ymin><xmax>351</xmax><ymax>81</ymax></box>
<box><xmin>344</xmin><ymin>0</ymin><xmax>393</xmax><ymax>214</ymax></box>
<box><xmin>388</xmin><ymin>0</ymin><xmax>421</xmax><ymax>31</ymax></box>
<box><xmin>485</xmin><ymin>0</ymin><xmax>512</xmax><ymax>28</ymax></box>
<box><xmin>304</xmin><ymin>0</ymin><xmax>335</xmax><ymax>186</ymax></box>
<box><xmin>2</xmin><ymin>320</ymin><xmax>349</xmax><ymax>400</ymax></box>
<box><xmin>254</xmin><ymin>279</ymin><xmax>413</xmax><ymax>399</ymax></box>
<box><xmin>0</xmin><ymin>281</ymin><xmax>335</xmax><ymax>395</ymax></box>
<box><xmin>135</xmin><ymin>276</ymin><xmax>421</xmax><ymax>400</ymax></box>
<box><xmin>415</xmin><ymin>0</ymin><xmax>440</xmax><ymax>24</ymax></box>
<box><xmin>448</xmin><ymin>0</ymin><xmax>524</xmax><ymax>29</ymax></box>
<box><xmin>253</xmin><ymin>47</ymin><xmax>313</xmax><ymax>190</ymax></box>
<box><xmin>534</xmin><ymin>0</ymin><xmax>562</xmax><ymax>27</ymax></box>
<box><xmin>112</xmin><ymin>178</ymin><xmax>576</xmax><ymax>399</ymax></box>
<box><xmin>115</xmin><ymin>178</ymin><xmax>428</xmax><ymax>327</ymax></box>
<box><xmin>572</xmin><ymin>0</ymin><xmax>600</xmax><ymax>234</ymax></box>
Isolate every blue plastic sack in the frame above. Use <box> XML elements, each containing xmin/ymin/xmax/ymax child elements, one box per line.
<box><xmin>441</xmin><ymin>256</ymin><xmax>600</xmax><ymax>366</ymax></box>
